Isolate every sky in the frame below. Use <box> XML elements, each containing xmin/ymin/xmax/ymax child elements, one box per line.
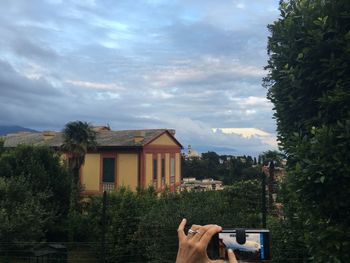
<box><xmin>0</xmin><ymin>0</ymin><xmax>281</xmax><ymax>156</ymax></box>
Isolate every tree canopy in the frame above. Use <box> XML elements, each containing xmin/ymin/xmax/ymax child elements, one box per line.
<box><xmin>62</xmin><ymin>121</ymin><xmax>97</xmax><ymax>172</ymax></box>
<box><xmin>0</xmin><ymin>146</ymin><xmax>71</xmax><ymax>250</ymax></box>
<box><xmin>265</xmin><ymin>0</ymin><xmax>350</xmax><ymax>261</ymax></box>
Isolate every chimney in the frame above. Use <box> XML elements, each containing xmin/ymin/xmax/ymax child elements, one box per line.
<box><xmin>134</xmin><ymin>130</ymin><xmax>145</xmax><ymax>143</ymax></box>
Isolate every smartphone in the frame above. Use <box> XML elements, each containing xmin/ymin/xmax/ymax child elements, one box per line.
<box><xmin>207</xmin><ymin>229</ymin><xmax>271</xmax><ymax>262</ymax></box>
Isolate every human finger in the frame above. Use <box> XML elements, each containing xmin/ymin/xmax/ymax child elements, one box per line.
<box><xmin>191</xmin><ymin>224</ymin><xmax>215</xmax><ymax>242</ymax></box>
<box><xmin>198</xmin><ymin>225</ymin><xmax>222</xmax><ymax>247</ymax></box>
<box><xmin>186</xmin><ymin>224</ymin><xmax>202</xmax><ymax>239</ymax></box>
<box><xmin>177</xmin><ymin>218</ymin><xmax>187</xmax><ymax>241</ymax></box>
<box><xmin>227</xmin><ymin>249</ymin><xmax>238</xmax><ymax>263</ymax></box>
<box><xmin>189</xmin><ymin>224</ymin><xmax>202</xmax><ymax>232</ymax></box>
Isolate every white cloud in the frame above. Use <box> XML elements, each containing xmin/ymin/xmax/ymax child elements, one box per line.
<box><xmin>231</xmin><ymin>96</ymin><xmax>271</xmax><ymax>108</ymax></box>
<box><xmin>66</xmin><ymin>80</ymin><xmax>125</xmax><ymax>91</ymax></box>
<box><xmin>213</xmin><ymin>128</ymin><xmax>270</xmax><ymax>138</ymax></box>
<box><xmin>213</xmin><ymin>127</ymin><xmax>278</xmax><ymax>149</ymax></box>
<box><xmin>145</xmin><ymin>56</ymin><xmax>265</xmax><ymax>89</ymax></box>
<box><xmin>245</xmin><ymin>109</ymin><xmax>257</xmax><ymax>115</ymax></box>
<box><xmin>0</xmin><ymin>0</ymin><xmax>281</xmax><ymax>155</ymax></box>
<box><xmin>236</xmin><ymin>3</ymin><xmax>246</xmax><ymax>9</ymax></box>
<box><xmin>151</xmin><ymin>90</ymin><xmax>175</xmax><ymax>99</ymax></box>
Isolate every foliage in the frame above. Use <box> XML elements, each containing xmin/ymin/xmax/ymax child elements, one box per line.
<box><xmin>265</xmin><ymin>0</ymin><xmax>350</xmax><ymax>261</ymax></box>
<box><xmin>62</xmin><ymin>121</ymin><xmax>97</xmax><ymax>177</ymax></box>
<box><xmin>61</xmin><ymin>121</ymin><xmax>97</xmax><ymax>241</ymax></box>
<box><xmin>0</xmin><ymin>176</ymin><xmax>53</xmax><ymax>253</ymax></box>
<box><xmin>86</xmin><ymin>187</ymin><xmax>157</xmax><ymax>262</ymax></box>
<box><xmin>265</xmin><ymin>0</ymin><xmax>350</xmax><ymax>148</ymax></box>
<box><xmin>86</xmin><ymin>181</ymin><xmax>262</xmax><ymax>263</ymax></box>
<box><xmin>267</xmin><ymin>178</ymin><xmax>309</xmax><ymax>263</ymax></box>
<box><xmin>0</xmin><ymin>145</ymin><xmax>71</xmax><ymax>241</ymax></box>
<box><xmin>182</xmin><ymin>153</ymin><xmax>262</xmax><ymax>183</ymax></box>
<box><xmin>0</xmin><ymin>137</ymin><xmax>4</xmax><ymax>157</ymax></box>
<box><xmin>259</xmin><ymin>150</ymin><xmax>285</xmax><ymax>166</ymax></box>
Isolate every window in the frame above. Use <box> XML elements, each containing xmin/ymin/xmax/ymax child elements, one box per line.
<box><xmin>103</xmin><ymin>158</ymin><xmax>115</xmax><ymax>182</ymax></box>
<box><xmin>161</xmin><ymin>158</ymin><xmax>165</xmax><ymax>178</ymax></box>
<box><xmin>170</xmin><ymin>158</ymin><xmax>175</xmax><ymax>184</ymax></box>
<box><xmin>161</xmin><ymin>158</ymin><xmax>165</xmax><ymax>186</ymax></box>
<box><xmin>153</xmin><ymin>159</ymin><xmax>157</xmax><ymax>181</ymax></box>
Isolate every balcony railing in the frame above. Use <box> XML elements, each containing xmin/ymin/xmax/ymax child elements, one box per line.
<box><xmin>103</xmin><ymin>182</ymin><xmax>115</xmax><ymax>191</ymax></box>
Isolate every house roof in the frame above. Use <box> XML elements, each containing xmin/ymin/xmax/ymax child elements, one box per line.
<box><xmin>3</xmin><ymin>129</ymin><xmax>182</xmax><ymax>148</ymax></box>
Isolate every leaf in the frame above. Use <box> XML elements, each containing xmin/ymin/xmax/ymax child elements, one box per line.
<box><xmin>345</xmin><ymin>31</ymin><xmax>350</xmax><ymax>41</ymax></box>
<box><xmin>320</xmin><ymin>176</ymin><xmax>325</xmax><ymax>183</ymax></box>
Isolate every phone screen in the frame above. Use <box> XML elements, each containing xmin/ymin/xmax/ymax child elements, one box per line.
<box><xmin>208</xmin><ymin>229</ymin><xmax>271</xmax><ymax>262</ymax></box>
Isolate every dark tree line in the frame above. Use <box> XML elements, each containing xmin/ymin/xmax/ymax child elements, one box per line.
<box><xmin>182</xmin><ymin>150</ymin><xmax>284</xmax><ymax>185</ymax></box>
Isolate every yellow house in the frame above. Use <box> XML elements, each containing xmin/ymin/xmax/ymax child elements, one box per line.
<box><xmin>3</xmin><ymin>128</ymin><xmax>183</xmax><ymax>194</ymax></box>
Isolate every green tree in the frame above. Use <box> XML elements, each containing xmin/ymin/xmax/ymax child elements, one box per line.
<box><xmin>265</xmin><ymin>0</ymin><xmax>350</xmax><ymax>261</ymax></box>
<box><xmin>0</xmin><ymin>145</ymin><xmax>71</xmax><ymax>241</ymax></box>
<box><xmin>182</xmin><ymin>157</ymin><xmax>206</xmax><ymax>180</ymax></box>
<box><xmin>0</xmin><ymin>137</ymin><xmax>4</xmax><ymax>157</ymax></box>
<box><xmin>62</xmin><ymin>121</ymin><xmax>97</xmax><ymax>187</ymax></box>
<box><xmin>87</xmin><ymin>187</ymin><xmax>157</xmax><ymax>263</ymax></box>
<box><xmin>62</xmin><ymin>121</ymin><xmax>97</xmax><ymax>242</ymax></box>
<box><xmin>0</xmin><ymin>146</ymin><xmax>71</xmax><ymax>256</ymax></box>
<box><xmin>0</xmin><ymin>176</ymin><xmax>52</xmax><ymax>259</ymax></box>
<box><xmin>259</xmin><ymin>150</ymin><xmax>285</xmax><ymax>166</ymax></box>
<box><xmin>201</xmin><ymin>151</ymin><xmax>220</xmax><ymax>179</ymax></box>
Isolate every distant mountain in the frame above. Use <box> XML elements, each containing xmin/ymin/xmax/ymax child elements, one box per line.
<box><xmin>0</xmin><ymin>125</ymin><xmax>38</xmax><ymax>136</ymax></box>
<box><xmin>195</xmin><ymin>145</ymin><xmax>237</xmax><ymax>155</ymax></box>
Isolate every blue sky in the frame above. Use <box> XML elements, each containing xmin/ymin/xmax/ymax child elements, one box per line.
<box><xmin>0</xmin><ymin>0</ymin><xmax>281</xmax><ymax>156</ymax></box>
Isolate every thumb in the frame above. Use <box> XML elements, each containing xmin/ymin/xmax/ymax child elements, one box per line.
<box><xmin>227</xmin><ymin>249</ymin><xmax>237</xmax><ymax>263</ymax></box>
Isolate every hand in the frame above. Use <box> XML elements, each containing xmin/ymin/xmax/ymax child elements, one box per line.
<box><xmin>176</xmin><ymin>219</ymin><xmax>237</xmax><ymax>263</ymax></box>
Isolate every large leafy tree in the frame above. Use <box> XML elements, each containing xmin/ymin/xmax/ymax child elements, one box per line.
<box><xmin>62</xmin><ymin>121</ymin><xmax>97</xmax><ymax>187</ymax></box>
<box><xmin>265</xmin><ymin>0</ymin><xmax>350</xmax><ymax>261</ymax></box>
<box><xmin>0</xmin><ymin>145</ymin><xmax>71</xmax><ymax>250</ymax></box>
<box><xmin>0</xmin><ymin>176</ymin><xmax>52</xmax><ymax>254</ymax></box>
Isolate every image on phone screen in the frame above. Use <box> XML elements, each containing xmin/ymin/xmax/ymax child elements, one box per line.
<box><xmin>218</xmin><ymin>232</ymin><xmax>265</xmax><ymax>260</ymax></box>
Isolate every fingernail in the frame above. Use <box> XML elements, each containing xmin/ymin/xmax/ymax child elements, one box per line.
<box><xmin>228</xmin><ymin>249</ymin><xmax>233</xmax><ymax>253</ymax></box>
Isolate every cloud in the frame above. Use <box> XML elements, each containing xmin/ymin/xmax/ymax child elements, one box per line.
<box><xmin>0</xmin><ymin>0</ymin><xmax>281</xmax><ymax>155</ymax></box>
<box><xmin>166</xmin><ymin>118</ymin><xmax>277</xmax><ymax>156</ymax></box>
<box><xmin>66</xmin><ymin>80</ymin><xmax>125</xmax><ymax>91</ymax></box>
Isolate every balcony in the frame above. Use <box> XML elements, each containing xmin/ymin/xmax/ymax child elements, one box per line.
<box><xmin>102</xmin><ymin>182</ymin><xmax>115</xmax><ymax>191</ymax></box>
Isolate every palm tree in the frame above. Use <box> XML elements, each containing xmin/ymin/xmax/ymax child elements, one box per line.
<box><xmin>61</xmin><ymin>121</ymin><xmax>97</xmax><ymax>187</ymax></box>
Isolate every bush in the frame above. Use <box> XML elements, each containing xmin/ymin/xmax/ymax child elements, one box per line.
<box><xmin>0</xmin><ymin>176</ymin><xmax>52</xmax><ymax>254</ymax></box>
<box><xmin>0</xmin><ymin>145</ymin><xmax>71</xmax><ymax>241</ymax></box>
<box><xmin>86</xmin><ymin>180</ymin><xmax>263</xmax><ymax>262</ymax></box>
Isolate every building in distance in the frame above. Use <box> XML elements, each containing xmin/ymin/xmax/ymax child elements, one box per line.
<box><xmin>3</xmin><ymin>126</ymin><xmax>183</xmax><ymax>195</ymax></box>
<box><xmin>181</xmin><ymin>177</ymin><xmax>224</xmax><ymax>192</ymax></box>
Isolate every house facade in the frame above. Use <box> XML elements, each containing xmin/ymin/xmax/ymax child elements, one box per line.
<box><xmin>180</xmin><ymin>177</ymin><xmax>224</xmax><ymax>192</ymax></box>
<box><xmin>4</xmin><ymin>128</ymin><xmax>182</xmax><ymax>194</ymax></box>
